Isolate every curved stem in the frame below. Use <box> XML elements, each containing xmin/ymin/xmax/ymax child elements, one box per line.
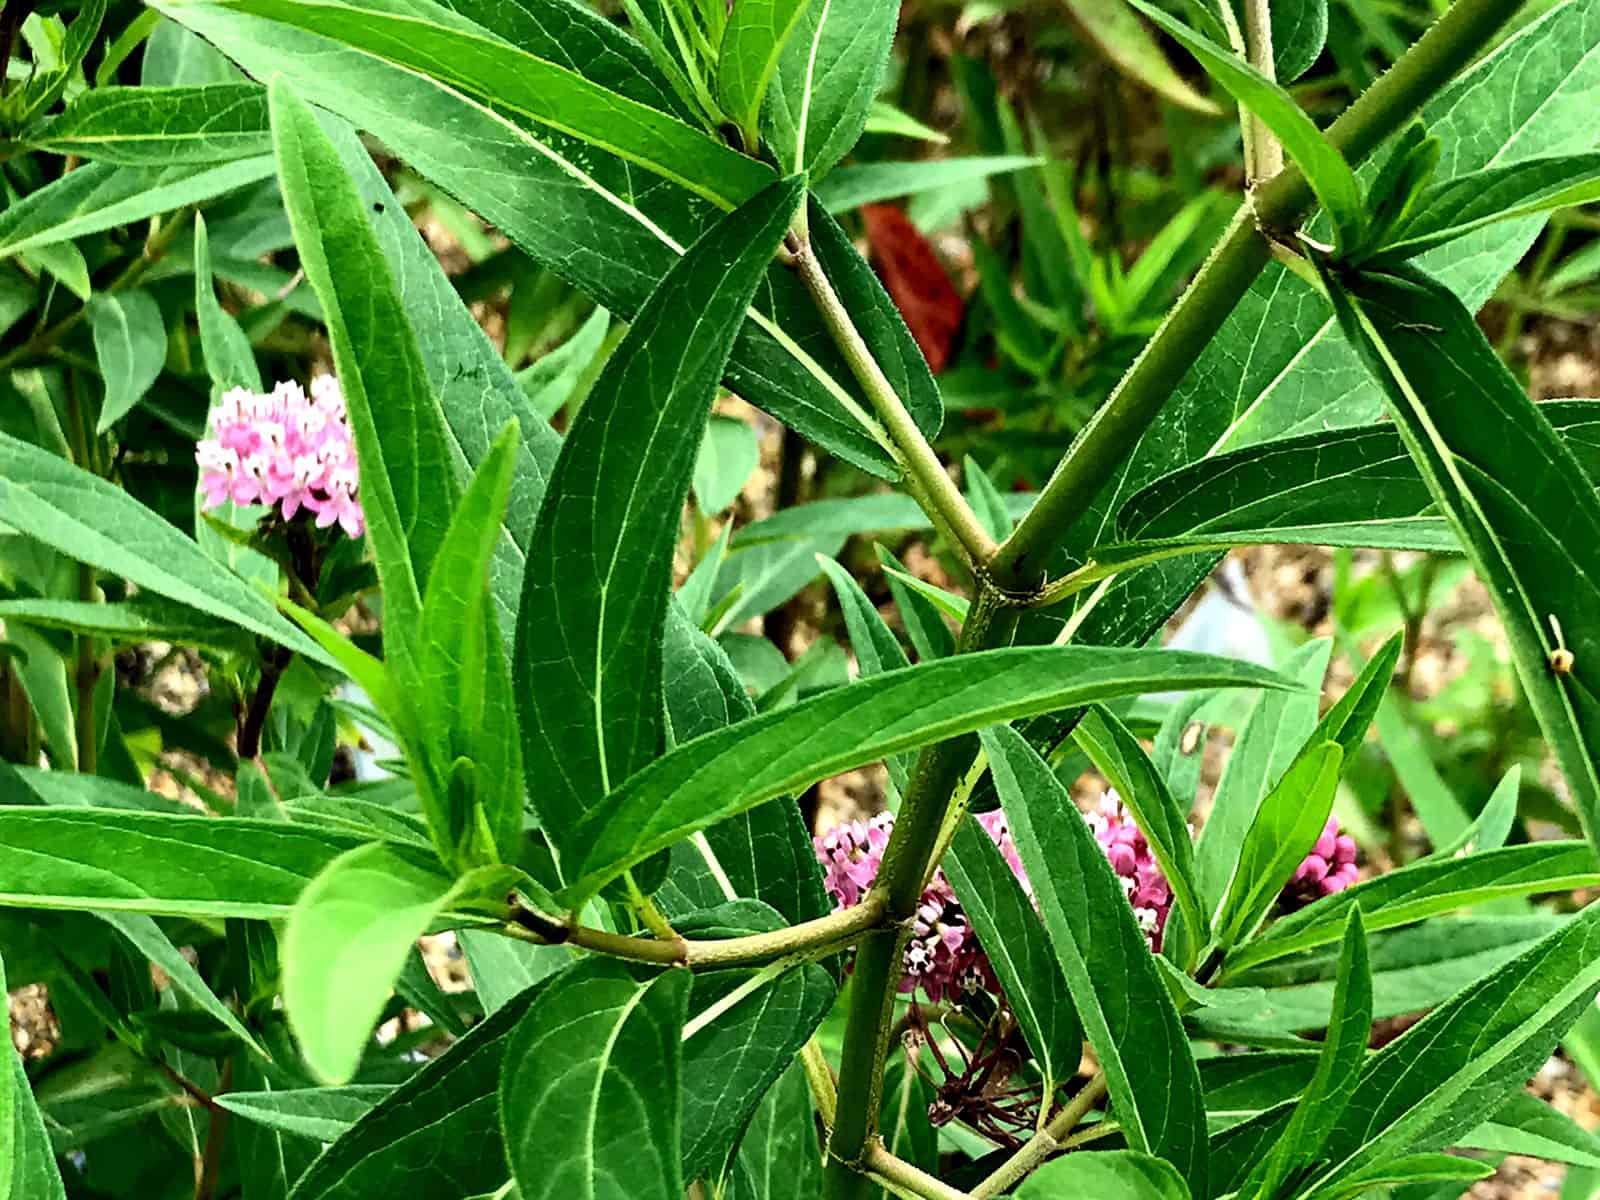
<box><xmin>970</xmin><ymin>1074</ymin><xmax>1108</xmax><ymax>1199</ymax></box>
<box><xmin>791</xmin><ymin>239</ymin><xmax>998</xmax><ymax>572</ymax></box>
<box><xmin>991</xmin><ymin>0</ymin><xmax>1528</xmax><ymax>590</ymax></box>
<box><xmin>505</xmin><ymin>889</ymin><xmax>885</xmax><ymax>969</ymax></box>
<box><xmin>863</xmin><ymin>1142</ymin><xmax>973</xmax><ymax>1200</ymax></box>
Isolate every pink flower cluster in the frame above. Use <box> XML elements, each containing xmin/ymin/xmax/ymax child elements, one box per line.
<box><xmin>1085</xmin><ymin>794</ymin><xmax>1175</xmax><ymax>951</ymax></box>
<box><xmin>1281</xmin><ymin>817</ymin><xmax>1360</xmax><ymax>910</ymax></box>
<box><xmin>814</xmin><ymin>810</ymin><xmax>1024</xmax><ymax>1002</ymax></box>
<box><xmin>196</xmin><ymin>375</ymin><xmax>364</xmax><ymax>538</ymax></box>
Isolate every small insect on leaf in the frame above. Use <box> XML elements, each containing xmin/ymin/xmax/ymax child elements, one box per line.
<box><xmin>1549</xmin><ymin>614</ymin><xmax>1576</xmax><ymax>675</ymax></box>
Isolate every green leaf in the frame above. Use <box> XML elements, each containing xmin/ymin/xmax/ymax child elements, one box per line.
<box><xmin>289</xmin><ymin>978</ymin><xmax>545</xmax><ymax>1200</ymax></box>
<box><xmin>726</xmin><ymin>1063</ymin><xmax>821</xmax><ymax>1200</ymax></box>
<box><xmin>515</xmin><ymin>175</ymin><xmax>802</xmax><ymax>845</ymax></box>
<box><xmin>1194</xmin><ymin>640</ymin><xmax>1329</xmax><ymax>911</ymax></box>
<box><xmin>862</xmin><ymin>100</ymin><xmax>947</xmax><ymax>144</ymax></box>
<box><xmin>192</xmin><ymin>213</ymin><xmax>260</xmax><ymax>392</ymax></box>
<box><xmin>0</xmin><ymin>808</ymin><xmax>379</xmax><ymax>919</ymax></box>
<box><xmin>0</xmin><ymin>158</ymin><xmax>274</xmax><ymax>256</ymax></box>
<box><xmin>1373</xmin><ymin>151</ymin><xmax>1600</xmax><ymax>261</ymax></box>
<box><xmin>875</xmin><ymin>543</ymin><xmax>955</xmax><ymax>661</ymax></box>
<box><xmin>219</xmin><ymin>0</ymin><xmax>774</xmax><ymax>210</ymax></box>
<box><xmin>763</xmin><ymin>0</ymin><xmax>896</xmax><ymax>178</ymax></box>
<box><xmin>217</xmin><ymin>1086</ymin><xmax>392</xmax><ymax>1143</ymax></box>
<box><xmin>94</xmin><ymin>911</ymin><xmax>265</xmax><ymax>1056</ymax></box>
<box><xmin>1</xmin><ymin>952</ymin><xmax>68</xmax><ymax>1200</ymax></box>
<box><xmin>1306</xmin><ymin>903</ymin><xmax>1600</xmax><ymax>1192</ymax></box>
<box><xmin>1321</xmin><ymin>1154</ymin><xmax>1493</xmax><ymax>1198</ymax></box>
<box><xmin>693</xmin><ymin>414</ymin><xmax>761</xmax><ymax>514</ymax></box>
<box><xmin>963</xmin><ymin>456</ymin><xmax>1015</xmax><ymax>543</ymax></box>
<box><xmin>1428</xmin><ymin>765</ymin><xmax>1521</xmax><ymax>860</ymax></box>
<box><xmin>156</xmin><ymin>0</ymin><xmax>910</xmax><ymax>479</ymax></box>
<box><xmin>1273</xmin><ymin>0</ymin><xmax>1328</xmax><ymax>83</ymax></box>
<box><xmin>416</xmin><ymin>421</ymin><xmax>523</xmax><ymax>864</ymax></box>
<box><xmin>1073</xmin><ymin>704</ymin><xmax>1208</xmax><ymax>951</ymax></box>
<box><xmin>1059</xmin><ymin>0</ymin><xmax>1218</xmax><ymax>114</ymax></box>
<box><xmin>517</xmin><ymin>306</ymin><xmax>609</xmax><ymax>421</ymax></box>
<box><xmin>1128</xmin><ymin>0</ymin><xmax>1361</xmax><ymax>247</ymax></box>
<box><xmin>1225</xmin><ymin>842</ymin><xmax>1600</xmax><ymax>973</ymax></box>
<box><xmin>678</xmin><ymin>911</ymin><xmax>834</xmax><ymax>1177</ymax></box>
<box><xmin>812</xmin><ymin>156</ymin><xmax>1040</xmax><ymax>214</ymax></box>
<box><xmin>500</xmin><ymin>960</ymin><xmax>691</xmax><ymax>1200</ymax></box>
<box><xmin>718</xmin><ymin>0</ymin><xmax>812</xmax><ymax>144</ymax></box>
<box><xmin>88</xmin><ymin>289</ymin><xmax>166</xmax><ymax>432</ymax></box>
<box><xmin>29</xmin><ymin>83</ymin><xmax>270</xmax><ymax>163</ymax></box>
<box><xmin>1248</xmin><ymin>908</ymin><xmax>1372</xmax><ymax>1198</ymax></box>
<box><xmin>1214</xmin><ymin>743</ymin><xmax>1343</xmax><ymax>948</ymax></box>
<box><xmin>985</xmin><ymin>723</ymin><xmax>1207</xmax><ymax>1192</ymax></box>
<box><xmin>1015</xmin><ymin>1150</ymin><xmax>1193</xmax><ymax>1200</ymax></box>
<box><xmin>816</xmin><ymin>555</ymin><xmax>912</xmax><ymax>790</ymax></box>
<box><xmin>944</xmin><ymin>815</ymin><xmax>1082</xmax><ymax>1097</ymax></box>
<box><xmin>0</xmin><ymin>432</ymin><xmax>328</xmax><ymax>663</ymax></box>
<box><xmin>270</xmin><ymin>78</ymin><xmax>459</xmax><ymax>634</ymax></box>
<box><xmin>283</xmin><ymin>843</ymin><xmax>474</xmax><ymax>1085</ymax></box>
<box><xmin>1323</xmin><ymin>264</ymin><xmax>1600</xmax><ymax>855</ymax></box>
<box><xmin>1463</xmin><ymin>1090</ymin><xmax>1600</xmax><ymax>1169</ymax></box>
<box><xmin>560</xmin><ymin>644</ymin><xmax>1292</xmax><ymax>903</ymax></box>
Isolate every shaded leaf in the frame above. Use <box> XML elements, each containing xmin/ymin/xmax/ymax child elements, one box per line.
<box><xmin>88</xmin><ymin>290</ymin><xmax>166</xmax><ymax>432</ymax></box>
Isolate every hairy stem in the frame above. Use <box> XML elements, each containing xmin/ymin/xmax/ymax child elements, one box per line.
<box><xmin>863</xmin><ymin>1142</ymin><xmax>973</xmax><ymax>1200</ymax></box>
<box><xmin>791</xmin><ymin>239</ymin><xmax>998</xmax><ymax>571</ymax></box>
<box><xmin>1243</xmin><ymin>0</ymin><xmax>1284</xmax><ymax>183</ymax></box>
<box><xmin>194</xmin><ymin>1058</ymin><xmax>233</xmax><ymax>1200</ymax></box>
<box><xmin>506</xmin><ymin>889</ymin><xmax>885</xmax><ymax>968</ymax></box>
<box><xmin>992</xmin><ymin>0</ymin><xmax>1528</xmax><ymax>589</ymax></box>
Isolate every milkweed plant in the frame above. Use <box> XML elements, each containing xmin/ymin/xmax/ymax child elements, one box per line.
<box><xmin>1</xmin><ymin>0</ymin><xmax>1600</xmax><ymax>1198</ymax></box>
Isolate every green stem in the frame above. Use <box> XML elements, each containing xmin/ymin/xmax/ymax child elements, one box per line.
<box><xmin>970</xmin><ymin>1074</ymin><xmax>1108</xmax><ymax>1199</ymax></box>
<box><xmin>63</xmin><ymin>372</ymin><xmax>99</xmax><ymax>775</ymax></box>
<box><xmin>863</xmin><ymin>1143</ymin><xmax>973</xmax><ymax>1200</ymax></box>
<box><xmin>791</xmin><ymin>239</ymin><xmax>998</xmax><ymax>572</ymax></box>
<box><xmin>1243</xmin><ymin>0</ymin><xmax>1284</xmax><ymax>183</ymax></box>
<box><xmin>506</xmin><ymin>888</ymin><xmax>885</xmax><ymax>969</ymax></box>
<box><xmin>991</xmin><ymin>0</ymin><xmax>1528</xmax><ymax>590</ymax></box>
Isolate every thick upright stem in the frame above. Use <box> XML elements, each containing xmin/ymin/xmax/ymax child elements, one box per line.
<box><xmin>63</xmin><ymin>372</ymin><xmax>99</xmax><ymax>774</ymax></box>
<box><xmin>992</xmin><ymin>0</ymin><xmax>1527</xmax><ymax>589</ymax></box>
<box><xmin>1244</xmin><ymin>0</ymin><xmax>1284</xmax><ymax>183</ymax></box>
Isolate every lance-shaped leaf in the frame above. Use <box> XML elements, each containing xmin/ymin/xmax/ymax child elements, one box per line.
<box><xmin>0</xmin><ymin>809</ymin><xmax>379</xmax><ymax>920</ymax></box>
<box><xmin>216</xmin><ymin>1086</ymin><xmax>392</xmax><ymax>1143</ymax></box>
<box><xmin>0</xmin><ymin>157</ymin><xmax>275</xmax><ymax>256</ymax></box>
<box><xmin>1108</xmin><ymin>403</ymin><xmax>1600</xmax><ymax>561</ymax></box>
<box><xmin>984</xmin><ymin>724</ymin><xmax>1208</xmax><ymax>1193</ymax></box>
<box><xmin>1273</xmin><ymin>0</ymin><xmax>1328</xmax><ymax>83</ymax></box>
<box><xmin>1323</xmin><ymin>263</ymin><xmax>1600</xmax><ymax>854</ymax></box>
<box><xmin>416</xmin><ymin>422</ymin><xmax>523</xmax><ymax>864</ymax></box>
<box><xmin>88</xmin><ymin>290</ymin><xmax>166</xmax><ymax>431</ymax></box>
<box><xmin>1246</xmin><ymin>909</ymin><xmax>1372</xmax><ymax>1198</ymax></box>
<box><xmin>155</xmin><ymin>0</ymin><xmax>924</xmax><ymax>479</ymax></box>
<box><xmin>283</xmin><ymin>844</ymin><xmax>501</xmax><ymax>1085</ymax></box>
<box><xmin>1</xmin><ymin>951</ymin><xmax>65</xmax><ymax>1200</ymax></box>
<box><xmin>225</xmin><ymin>0</ymin><xmax>773</xmax><ymax>209</ymax></box>
<box><xmin>1225</xmin><ymin>842</ymin><xmax>1600</xmax><ymax>973</ymax></box>
<box><xmin>813</xmin><ymin>155</ymin><xmax>1040</xmax><ymax>214</ymax></box>
<box><xmin>944</xmin><ymin>816</ymin><xmax>1082</xmax><ymax>1098</ymax></box>
<box><xmin>271</xmin><ymin>78</ymin><xmax>458</xmax><ymax>623</ymax></box>
<box><xmin>515</xmin><ymin>176</ymin><xmax>802</xmax><ymax>844</ymax></box>
<box><xmin>289</xmin><ymin>978</ymin><xmax>547</xmax><ymax>1200</ymax></box>
<box><xmin>559</xmin><ymin>645</ymin><xmax>1292</xmax><ymax>903</ymax></box>
<box><xmin>1074</xmin><ymin>705</ymin><xmax>1207</xmax><ymax>949</ymax></box>
<box><xmin>726</xmin><ymin>1063</ymin><xmax>821</xmax><ymax>1200</ymax></box>
<box><xmin>1213</xmin><ymin>743</ymin><xmax>1343</xmax><ymax>948</ymax></box>
<box><xmin>1305</xmin><ymin>901</ymin><xmax>1600</xmax><ymax>1192</ymax></box>
<box><xmin>763</xmin><ymin>0</ymin><xmax>897</xmax><ymax>178</ymax></box>
<box><xmin>1128</xmin><ymin>0</ymin><xmax>1362</xmax><ymax>248</ymax></box>
<box><xmin>816</xmin><ymin>555</ymin><xmax>912</xmax><ymax>791</ymax></box>
<box><xmin>718</xmin><ymin>0</ymin><xmax>812</xmax><ymax>145</ymax></box>
<box><xmin>29</xmin><ymin>82</ymin><xmax>271</xmax><ymax>163</ymax></box>
<box><xmin>0</xmin><ymin>433</ymin><xmax>327</xmax><ymax>663</ymax></box>
<box><xmin>501</xmin><ymin>960</ymin><xmax>691</xmax><ymax>1200</ymax></box>
<box><xmin>1464</xmin><ymin>1090</ymin><xmax>1600</xmax><ymax>1168</ymax></box>
<box><xmin>1015</xmin><ymin>1150</ymin><xmax>1193</xmax><ymax>1200</ymax></box>
<box><xmin>1374</xmin><ymin>151</ymin><xmax>1600</xmax><ymax>262</ymax></box>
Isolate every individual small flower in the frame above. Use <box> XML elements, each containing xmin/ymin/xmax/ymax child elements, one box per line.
<box><xmin>1084</xmin><ymin>792</ymin><xmax>1174</xmax><ymax>951</ymax></box>
<box><xmin>196</xmin><ymin>374</ymin><xmax>365</xmax><ymax>538</ymax></box>
<box><xmin>1281</xmin><ymin>817</ymin><xmax>1360</xmax><ymax>910</ymax></box>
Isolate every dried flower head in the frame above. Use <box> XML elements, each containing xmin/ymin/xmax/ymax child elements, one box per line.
<box><xmin>196</xmin><ymin>375</ymin><xmax>364</xmax><ymax>538</ymax></box>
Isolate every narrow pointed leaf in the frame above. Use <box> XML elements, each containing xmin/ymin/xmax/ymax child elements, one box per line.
<box><xmin>29</xmin><ymin>83</ymin><xmax>271</xmax><ymax>163</ymax></box>
<box><xmin>1128</xmin><ymin>0</ymin><xmax>1362</xmax><ymax>247</ymax></box>
<box><xmin>88</xmin><ymin>290</ymin><xmax>166</xmax><ymax>431</ymax></box>
<box><xmin>726</xmin><ymin>1063</ymin><xmax>821</xmax><ymax>1200</ymax></box>
<box><xmin>500</xmin><ymin>960</ymin><xmax>691</xmax><ymax>1200</ymax></box>
<box><xmin>559</xmin><ymin>644</ymin><xmax>1293</xmax><ymax>903</ymax></box>
<box><xmin>944</xmin><ymin>815</ymin><xmax>1082</xmax><ymax>1097</ymax></box>
<box><xmin>515</xmin><ymin>176</ymin><xmax>802</xmax><ymax>844</ymax></box>
<box><xmin>1429</xmin><ymin>765</ymin><xmax>1521</xmax><ymax>860</ymax></box>
<box><xmin>817</xmin><ymin>555</ymin><xmax>912</xmax><ymax>790</ymax></box>
<box><xmin>1059</xmin><ymin>0</ymin><xmax>1218</xmax><ymax>114</ymax></box>
<box><xmin>1226</xmin><ymin>842</ymin><xmax>1600</xmax><ymax>973</ymax></box>
<box><xmin>1323</xmin><ymin>263</ymin><xmax>1600</xmax><ymax>853</ymax></box>
<box><xmin>984</xmin><ymin>723</ymin><xmax>1207</xmax><ymax>1192</ymax></box>
<box><xmin>217</xmin><ymin>1086</ymin><xmax>392</xmax><ymax>1143</ymax></box>
<box><xmin>1</xmin><ymin>953</ymin><xmax>68</xmax><ymax>1200</ymax></box>
<box><xmin>718</xmin><ymin>0</ymin><xmax>813</xmax><ymax>143</ymax></box>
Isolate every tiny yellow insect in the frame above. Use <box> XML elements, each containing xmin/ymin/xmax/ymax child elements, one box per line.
<box><xmin>1548</xmin><ymin>615</ymin><xmax>1575</xmax><ymax>675</ymax></box>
